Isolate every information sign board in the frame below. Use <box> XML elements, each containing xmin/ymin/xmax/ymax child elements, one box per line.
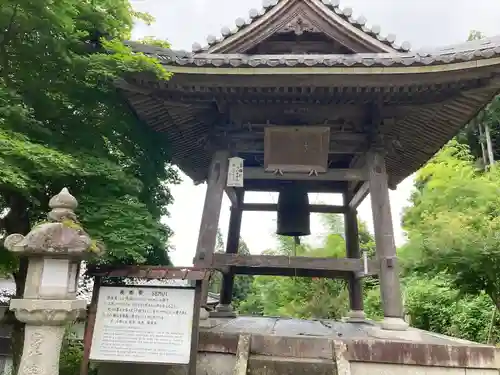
<box><xmin>90</xmin><ymin>286</ymin><xmax>195</xmax><ymax>364</ymax></box>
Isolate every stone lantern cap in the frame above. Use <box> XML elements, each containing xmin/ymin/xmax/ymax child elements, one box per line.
<box><xmin>3</xmin><ymin>188</ymin><xmax>104</xmax><ymax>259</ymax></box>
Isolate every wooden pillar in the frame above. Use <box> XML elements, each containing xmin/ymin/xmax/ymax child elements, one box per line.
<box><xmin>194</xmin><ymin>150</ymin><xmax>230</xmax><ymax>307</ymax></box>
<box><xmin>343</xmin><ymin>198</ymin><xmax>364</xmax><ymax>317</ymax></box>
<box><xmin>216</xmin><ymin>190</ymin><xmax>244</xmax><ymax>316</ymax></box>
<box><xmin>80</xmin><ymin>276</ymin><xmax>100</xmax><ymax>375</ymax></box>
<box><xmin>367</xmin><ymin>148</ymin><xmax>408</xmax><ymax>330</ymax></box>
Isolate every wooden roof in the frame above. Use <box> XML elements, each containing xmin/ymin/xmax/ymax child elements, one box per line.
<box><xmin>119</xmin><ymin>3</ymin><xmax>500</xmax><ymax>191</ymax></box>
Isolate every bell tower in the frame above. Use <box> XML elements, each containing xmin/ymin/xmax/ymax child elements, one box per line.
<box><xmin>111</xmin><ymin>0</ymin><xmax>500</xmax><ymax>371</ymax></box>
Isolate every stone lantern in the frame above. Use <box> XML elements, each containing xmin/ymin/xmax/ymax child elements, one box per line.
<box><xmin>4</xmin><ymin>188</ymin><xmax>103</xmax><ymax>375</ymax></box>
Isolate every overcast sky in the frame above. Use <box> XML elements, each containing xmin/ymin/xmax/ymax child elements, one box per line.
<box><xmin>130</xmin><ymin>0</ymin><xmax>500</xmax><ymax>266</ymax></box>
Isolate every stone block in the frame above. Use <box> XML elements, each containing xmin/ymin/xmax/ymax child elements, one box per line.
<box><xmin>251</xmin><ymin>334</ymin><xmax>333</xmax><ymax>359</ymax></box>
<box><xmin>351</xmin><ymin>363</ymin><xmax>465</xmax><ymax>375</ymax></box>
<box><xmin>465</xmin><ymin>370</ymin><xmax>499</xmax><ymax>375</ymax></box>
<box><xmin>98</xmin><ymin>353</ymin><xmax>236</xmax><ymax>375</ymax></box>
<box><xmin>248</xmin><ymin>355</ymin><xmax>336</xmax><ymax>375</ymax></box>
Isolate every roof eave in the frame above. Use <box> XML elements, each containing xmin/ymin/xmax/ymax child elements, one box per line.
<box><xmin>160</xmin><ymin>57</ymin><xmax>500</xmax><ymax>81</ymax></box>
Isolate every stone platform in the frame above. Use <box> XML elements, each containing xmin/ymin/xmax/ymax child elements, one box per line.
<box><xmin>98</xmin><ymin>316</ymin><xmax>500</xmax><ymax>375</ymax></box>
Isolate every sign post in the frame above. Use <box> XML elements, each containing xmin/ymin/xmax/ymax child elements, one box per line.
<box><xmin>85</xmin><ymin>266</ymin><xmax>210</xmax><ymax>375</ymax></box>
<box><xmin>188</xmin><ymin>280</ymin><xmax>202</xmax><ymax>375</ymax></box>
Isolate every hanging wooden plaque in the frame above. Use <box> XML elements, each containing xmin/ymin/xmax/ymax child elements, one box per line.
<box><xmin>227</xmin><ymin>157</ymin><xmax>244</xmax><ymax>187</ymax></box>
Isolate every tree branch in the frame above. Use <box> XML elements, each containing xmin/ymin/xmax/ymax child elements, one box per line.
<box><xmin>0</xmin><ymin>4</ymin><xmax>19</xmax><ymax>83</ymax></box>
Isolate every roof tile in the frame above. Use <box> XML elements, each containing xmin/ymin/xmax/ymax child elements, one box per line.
<box><xmin>128</xmin><ymin>35</ymin><xmax>500</xmax><ymax>69</ymax></box>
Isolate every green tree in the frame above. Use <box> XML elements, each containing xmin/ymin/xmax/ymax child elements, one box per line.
<box><xmin>401</xmin><ymin>140</ymin><xmax>500</xmax><ymax>312</ymax></box>
<box><xmin>208</xmin><ymin>229</ymin><xmax>228</xmax><ymax>294</ymax></box>
<box><xmin>0</xmin><ymin>0</ymin><xmax>178</xmax><ymax>368</ymax></box>
<box><xmin>457</xmin><ymin>31</ymin><xmax>499</xmax><ymax>167</ymax></box>
<box><xmin>232</xmin><ymin>240</ymin><xmax>254</xmax><ymax>310</ymax></box>
<box><xmin>208</xmin><ymin>229</ymin><xmax>254</xmax><ymax>309</ymax></box>
<box><xmin>239</xmin><ymin>215</ymin><xmax>376</xmax><ymax>320</ymax></box>
<box><xmin>374</xmin><ymin>131</ymin><xmax>500</xmax><ymax>343</ymax></box>
<box><xmin>363</xmin><ymin>273</ymin><xmax>500</xmax><ymax>344</ymax></box>
<box><xmin>59</xmin><ymin>330</ymin><xmax>98</xmax><ymax>375</ymax></box>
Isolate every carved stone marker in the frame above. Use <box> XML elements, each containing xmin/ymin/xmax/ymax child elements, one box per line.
<box><xmin>4</xmin><ymin>188</ymin><xmax>102</xmax><ymax>375</ymax></box>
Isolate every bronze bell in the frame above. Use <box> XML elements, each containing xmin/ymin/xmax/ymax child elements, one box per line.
<box><xmin>276</xmin><ymin>185</ymin><xmax>311</xmax><ymax>237</ymax></box>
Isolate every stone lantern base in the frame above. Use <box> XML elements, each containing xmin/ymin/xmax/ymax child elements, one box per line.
<box><xmin>11</xmin><ymin>299</ymin><xmax>86</xmax><ymax>375</ymax></box>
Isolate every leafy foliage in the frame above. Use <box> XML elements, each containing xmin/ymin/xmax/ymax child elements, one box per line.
<box><xmin>238</xmin><ymin>215</ymin><xmax>376</xmax><ymax>320</ymax></box>
<box><xmin>403</xmin><ymin>275</ymin><xmax>499</xmax><ymax>343</ymax></box>
<box><xmin>209</xmin><ymin>229</ymin><xmax>254</xmax><ymax>310</ymax></box>
<box><xmin>0</xmin><ymin>0</ymin><xmax>179</xmax><ymax>369</ymax></box>
<box><xmin>401</xmin><ymin>140</ymin><xmax>500</xmax><ymax>310</ymax></box>
<box><xmin>59</xmin><ymin>330</ymin><xmax>97</xmax><ymax>375</ymax></box>
<box><xmin>457</xmin><ymin>31</ymin><xmax>500</xmax><ymax>166</ymax></box>
<box><xmin>364</xmin><ymin>273</ymin><xmax>500</xmax><ymax>343</ymax></box>
<box><xmin>0</xmin><ymin>0</ymin><xmax>179</xmax><ymax>268</ymax></box>
<box><xmin>236</xmin><ymin>184</ymin><xmax>500</xmax><ymax>344</ymax></box>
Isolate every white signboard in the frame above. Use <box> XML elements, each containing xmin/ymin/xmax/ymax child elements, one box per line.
<box><xmin>90</xmin><ymin>286</ymin><xmax>196</xmax><ymax>364</ymax></box>
<box><xmin>227</xmin><ymin>157</ymin><xmax>244</xmax><ymax>187</ymax></box>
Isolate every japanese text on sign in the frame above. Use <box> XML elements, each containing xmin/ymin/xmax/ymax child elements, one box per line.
<box><xmin>90</xmin><ymin>286</ymin><xmax>195</xmax><ymax>364</ymax></box>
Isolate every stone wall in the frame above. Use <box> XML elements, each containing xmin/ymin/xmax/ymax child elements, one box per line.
<box><xmin>97</xmin><ymin>331</ymin><xmax>500</xmax><ymax>375</ymax></box>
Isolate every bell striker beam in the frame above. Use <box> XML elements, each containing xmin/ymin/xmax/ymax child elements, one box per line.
<box><xmin>216</xmin><ymin>189</ymin><xmax>245</xmax><ymax>317</ymax></box>
<box><xmin>367</xmin><ymin>140</ymin><xmax>408</xmax><ymax>330</ymax></box>
<box><xmin>343</xmin><ymin>193</ymin><xmax>364</xmax><ymax>319</ymax></box>
<box><xmin>194</xmin><ymin>150</ymin><xmax>230</xmax><ymax>307</ymax></box>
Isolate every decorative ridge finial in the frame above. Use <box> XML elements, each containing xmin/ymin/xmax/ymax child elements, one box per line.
<box><xmin>400</xmin><ymin>41</ymin><xmax>411</xmax><ymax>52</ymax></box>
<box><xmin>192</xmin><ymin>42</ymin><xmax>202</xmax><ymax>52</ymax></box>
<box><xmin>4</xmin><ymin>188</ymin><xmax>103</xmax><ymax>257</ymax></box>
<box><xmin>48</xmin><ymin>188</ymin><xmax>78</xmax><ymax>223</ymax></box>
<box><xmin>49</xmin><ymin>188</ymin><xmax>78</xmax><ymax>211</ymax></box>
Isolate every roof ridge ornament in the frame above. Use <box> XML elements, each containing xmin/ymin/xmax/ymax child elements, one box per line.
<box><xmin>356</xmin><ymin>15</ymin><xmax>367</xmax><ymax>26</ymax></box>
<box><xmin>342</xmin><ymin>7</ymin><xmax>353</xmax><ymax>17</ymax></box>
<box><xmin>263</xmin><ymin>0</ymin><xmax>279</xmax><ymax>9</ymax></box>
<box><xmin>280</xmin><ymin>16</ymin><xmax>321</xmax><ymax>35</ymax></box>
<box><xmin>249</xmin><ymin>8</ymin><xmax>260</xmax><ymax>19</ymax></box>
<box><xmin>235</xmin><ymin>17</ymin><xmax>246</xmax><ymax>29</ymax></box>
<box><xmin>401</xmin><ymin>41</ymin><xmax>412</xmax><ymax>52</ymax></box>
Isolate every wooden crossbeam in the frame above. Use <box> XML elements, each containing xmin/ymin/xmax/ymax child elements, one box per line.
<box><xmin>87</xmin><ymin>265</ymin><xmax>211</xmax><ymax>280</ymax></box>
<box><xmin>244</xmin><ymin>167</ymin><xmax>367</xmax><ymax>181</ymax></box>
<box><xmin>242</xmin><ymin>203</ymin><xmax>346</xmax><ymax>213</ymax></box>
<box><xmin>211</xmin><ymin>254</ymin><xmax>379</xmax><ymax>277</ymax></box>
<box><xmin>230</xmin><ymin>142</ymin><xmax>365</xmax><ymax>155</ymax></box>
<box><xmin>233</xmin><ymin>267</ymin><xmax>353</xmax><ymax>278</ymax></box>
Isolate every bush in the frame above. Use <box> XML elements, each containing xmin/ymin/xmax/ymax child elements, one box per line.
<box><xmin>59</xmin><ymin>330</ymin><xmax>97</xmax><ymax>375</ymax></box>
